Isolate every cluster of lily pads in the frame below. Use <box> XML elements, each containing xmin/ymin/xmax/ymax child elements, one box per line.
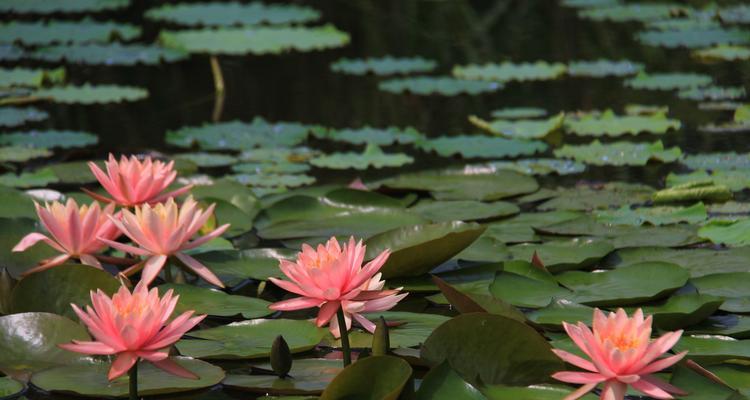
<box><xmin>3</xmin><ymin>0</ymin><xmax>750</xmax><ymax>399</ymax></box>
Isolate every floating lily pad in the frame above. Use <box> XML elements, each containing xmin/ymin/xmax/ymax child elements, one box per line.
<box><xmin>410</xmin><ymin>200</ymin><xmax>519</xmax><ymax>222</ymax></box>
<box><xmin>176</xmin><ymin>319</ymin><xmax>327</xmax><ymax>359</ymax></box>
<box><xmin>595</xmin><ymin>202</ymin><xmax>708</xmax><ymax>226</ymax></box>
<box><xmin>166</xmin><ymin>118</ymin><xmax>313</xmax><ymax>150</ymax></box>
<box><xmin>690</xmin><ymin>314</ymin><xmax>750</xmax><ymax>339</ymax></box>
<box><xmin>175</xmin><ymin>152</ymin><xmax>237</xmax><ymax>168</ymax></box>
<box><xmin>673</xmin><ymin>335</ymin><xmax>750</xmax><ymax>364</ymax></box>
<box><xmin>33</xmin><ymin>84</ymin><xmax>148</xmax><ymax>104</ymax></box>
<box><xmin>0</xmin><ymin>67</ymin><xmax>65</xmax><ymax>88</ymax></box>
<box><xmin>379</xmin><ymin>168</ymin><xmax>538</xmax><ymax>201</ymax></box>
<box><xmin>31</xmin><ymin>43</ymin><xmax>188</xmax><ymax>65</ymax></box>
<box><xmin>418</xmin><ymin>135</ymin><xmax>547</xmax><ymax>158</ymax></box>
<box><xmin>0</xmin><ymin>20</ymin><xmax>141</xmax><ymax>45</ymax></box>
<box><xmin>256</xmin><ymin>189</ymin><xmax>427</xmax><ymax>239</ymax></box>
<box><xmin>0</xmin><ymin>130</ymin><xmax>97</xmax><ymax>149</ymax></box>
<box><xmin>453</xmin><ymin>61</ymin><xmax>567</xmax><ymax>82</ymax></box>
<box><xmin>554</xmin><ymin>140</ymin><xmax>682</xmax><ymax>166</ymax></box>
<box><xmin>562</xmin><ymin>0</ymin><xmax>619</xmax><ymax>7</ymax></box>
<box><xmin>421</xmin><ymin>313</ymin><xmax>563</xmax><ymax>386</ymax></box>
<box><xmin>538</xmin><ymin>182</ymin><xmax>654</xmax><ymax>211</ymax></box>
<box><xmin>669</xmin><ymin>364</ymin><xmax>743</xmax><ymax>400</ymax></box>
<box><xmin>323</xmin><ymin>311</ymin><xmax>450</xmax><ymax>349</ymax></box>
<box><xmin>0</xmin><ymin>44</ymin><xmax>23</xmax><ymax>61</ymax></box>
<box><xmin>0</xmin><ymin>168</ymin><xmax>58</xmax><ymax>188</ymax></box>
<box><xmin>159</xmin><ymin>25</ymin><xmax>349</xmax><ymax>55</ymax></box>
<box><xmin>490</xmin><ymin>267</ymin><xmax>572</xmax><ymax>308</ymax></box>
<box><xmin>682</xmin><ymin>152</ymin><xmax>750</xmax><ymax>170</ymax></box>
<box><xmin>146</xmin><ymin>2</ymin><xmax>320</xmax><ymax>27</ymax></box>
<box><xmin>606</xmin><ymin>246</ymin><xmax>750</xmax><ymax>278</ymax></box>
<box><xmin>472</xmin><ymin>159</ymin><xmax>585</xmax><ymax>176</ymax></box>
<box><xmin>482</xmin><ymin>384</ymin><xmax>598</xmax><ymax>400</ymax></box>
<box><xmin>469</xmin><ymin>113</ymin><xmax>564</xmax><ymax>139</ymax></box>
<box><xmin>0</xmin><ymin>0</ymin><xmax>130</xmax><ymax>14</ymax></box>
<box><xmin>232</xmin><ymin>162</ymin><xmax>309</xmax><ymax>175</ymax></box>
<box><xmin>224</xmin><ymin>359</ymin><xmax>341</xmax><ymax>395</ymax></box>
<box><xmin>479</xmin><ymin>211</ymin><xmax>582</xmax><ymax>245</ymax></box>
<box><xmin>0</xmin><ymin>376</ymin><xmax>23</xmax><ymax>397</ymax></box>
<box><xmin>719</xmin><ymin>4</ymin><xmax>750</xmax><ymax>24</ymax></box>
<box><xmin>691</xmin><ymin>272</ymin><xmax>750</xmax><ymax>312</ymax></box>
<box><xmin>10</xmin><ymin>264</ymin><xmax>121</xmax><ymax>319</ymax></box>
<box><xmin>0</xmin><ymin>312</ymin><xmax>91</xmax><ymax>376</ymax></box>
<box><xmin>527</xmin><ymin>300</ymin><xmax>595</xmax><ymax>329</ymax></box>
<box><xmin>378</xmin><ymin>76</ymin><xmax>502</xmax><ymax>95</ymax></box>
<box><xmin>314</xmin><ymin>126</ymin><xmax>423</xmax><ymax>146</ymax></box>
<box><xmin>0</xmin><ymin>146</ymin><xmax>52</xmax><ymax>162</ymax></box>
<box><xmin>490</xmin><ymin>107</ymin><xmax>547</xmax><ymax>119</ymax></box>
<box><xmin>509</xmin><ymin>238</ymin><xmax>615</xmax><ymax>273</ymax></box>
<box><xmin>309</xmin><ymin>143</ymin><xmax>413</xmax><ymax>170</ymax></box>
<box><xmin>637</xmin><ymin>27</ymin><xmax>750</xmax><ymax>49</ymax></box>
<box><xmin>699</xmin><ymin>219</ymin><xmax>750</xmax><ymax>247</ymax></box>
<box><xmin>564</xmin><ymin>109</ymin><xmax>681</xmax><ymax>136</ymax></box>
<box><xmin>415</xmin><ymin>361</ymin><xmax>485</xmax><ymax>400</ymax></box>
<box><xmin>193</xmin><ymin>248</ymin><xmax>295</xmax><ymax>286</ymax></box>
<box><xmin>678</xmin><ymin>86</ymin><xmax>746</xmax><ymax>101</ymax></box>
<box><xmin>159</xmin><ymin>283</ymin><xmax>271</xmax><ymax>319</ymax></box>
<box><xmin>330</xmin><ymin>56</ymin><xmax>437</xmax><ymax>76</ymax></box>
<box><xmin>667</xmin><ymin>170</ymin><xmax>750</xmax><ymax>192</ymax></box>
<box><xmin>578</xmin><ymin>4</ymin><xmax>689</xmax><ymax>22</ymax></box>
<box><xmin>625</xmin><ymin>72</ymin><xmax>713</xmax><ymax>90</ymax></box>
<box><xmin>637</xmin><ymin>293</ymin><xmax>724</xmax><ymax>330</ymax></box>
<box><xmin>567</xmin><ymin>59</ymin><xmax>644</xmax><ymax>77</ymax></box>
<box><xmin>694</xmin><ymin>44</ymin><xmax>750</xmax><ymax>61</ymax></box>
<box><xmin>365</xmin><ymin>221</ymin><xmax>485</xmax><ymax>278</ymax></box>
<box><xmin>0</xmin><ymin>106</ymin><xmax>48</xmax><ymax>127</ymax></box>
<box><xmin>232</xmin><ymin>173</ymin><xmax>316</xmax><ymax>188</ymax></box>
<box><xmin>320</xmin><ymin>356</ymin><xmax>412</xmax><ymax>400</ymax></box>
<box><xmin>31</xmin><ymin>357</ymin><xmax>224</xmax><ymax>397</ymax></box>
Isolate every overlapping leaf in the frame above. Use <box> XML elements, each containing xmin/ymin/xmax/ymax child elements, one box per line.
<box><xmin>330</xmin><ymin>56</ymin><xmax>437</xmax><ymax>75</ymax></box>
<box><xmin>564</xmin><ymin>109</ymin><xmax>681</xmax><ymax>136</ymax></box>
<box><xmin>0</xmin><ymin>20</ymin><xmax>140</xmax><ymax>45</ymax></box>
<box><xmin>418</xmin><ymin>135</ymin><xmax>547</xmax><ymax>158</ymax></box>
<box><xmin>453</xmin><ymin>61</ymin><xmax>567</xmax><ymax>82</ymax></box>
<box><xmin>31</xmin><ymin>43</ymin><xmax>188</xmax><ymax>65</ymax></box>
<box><xmin>554</xmin><ymin>140</ymin><xmax>682</xmax><ymax>166</ymax></box>
<box><xmin>146</xmin><ymin>2</ymin><xmax>320</xmax><ymax>27</ymax></box>
<box><xmin>378</xmin><ymin>76</ymin><xmax>502</xmax><ymax>95</ymax></box>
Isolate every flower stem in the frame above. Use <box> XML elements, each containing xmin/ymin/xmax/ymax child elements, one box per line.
<box><xmin>129</xmin><ymin>362</ymin><xmax>138</xmax><ymax>400</ymax></box>
<box><xmin>336</xmin><ymin>308</ymin><xmax>352</xmax><ymax>367</ymax></box>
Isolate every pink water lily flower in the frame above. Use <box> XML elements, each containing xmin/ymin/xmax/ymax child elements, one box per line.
<box><xmin>85</xmin><ymin>154</ymin><xmax>192</xmax><ymax>207</ymax></box>
<box><xmin>60</xmin><ymin>282</ymin><xmax>205</xmax><ymax>380</ymax></box>
<box><xmin>13</xmin><ymin>199</ymin><xmax>120</xmax><ymax>275</ymax></box>
<box><xmin>552</xmin><ymin>308</ymin><xmax>687</xmax><ymax>400</ymax></box>
<box><xmin>100</xmin><ymin>196</ymin><xmax>228</xmax><ymax>288</ymax></box>
<box><xmin>269</xmin><ymin>237</ymin><xmax>407</xmax><ymax>337</ymax></box>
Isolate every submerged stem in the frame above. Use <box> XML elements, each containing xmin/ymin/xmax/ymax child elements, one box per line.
<box><xmin>336</xmin><ymin>308</ymin><xmax>352</xmax><ymax>367</ymax></box>
<box><xmin>129</xmin><ymin>362</ymin><xmax>138</xmax><ymax>400</ymax></box>
<box><xmin>210</xmin><ymin>56</ymin><xmax>225</xmax><ymax>95</ymax></box>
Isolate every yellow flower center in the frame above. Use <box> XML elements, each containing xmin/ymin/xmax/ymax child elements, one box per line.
<box><xmin>115</xmin><ymin>298</ymin><xmax>148</xmax><ymax>318</ymax></box>
<box><xmin>608</xmin><ymin>333</ymin><xmax>641</xmax><ymax>351</ymax></box>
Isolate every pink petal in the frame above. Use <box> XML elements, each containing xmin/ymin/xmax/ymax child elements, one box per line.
<box><xmin>551</xmin><ymin>371</ymin><xmax>607</xmax><ymax>384</ymax></box>
<box><xmin>174</xmin><ymin>252</ymin><xmax>224</xmax><ymax>288</ymax></box>
<box><xmin>141</xmin><ymin>254</ymin><xmax>168</xmax><ymax>287</ymax></box>
<box><xmin>152</xmin><ymin>357</ymin><xmax>199</xmax><ymax>379</ymax></box>
<box><xmin>269</xmin><ymin>296</ymin><xmax>322</xmax><ymax>311</ymax></box>
<box><xmin>99</xmin><ymin>237</ymin><xmax>151</xmax><ymax>256</ymax></box>
<box><xmin>150</xmin><ymin>184</ymin><xmax>194</xmax><ymax>205</ymax></box>
<box><xmin>641</xmin><ymin>375</ymin><xmax>687</xmax><ymax>397</ymax></box>
<box><xmin>317</xmin><ymin>301</ymin><xmax>341</xmax><ymax>327</ymax></box>
<box><xmin>180</xmin><ymin>224</ymin><xmax>230</xmax><ymax>251</ymax></box>
<box><xmin>631</xmin><ymin>378</ymin><xmax>675</xmax><ymax>399</ymax></box>
<box><xmin>562</xmin><ymin>382</ymin><xmax>597</xmax><ymax>400</ymax></box>
<box><xmin>108</xmin><ymin>352</ymin><xmax>138</xmax><ymax>381</ymax></box>
<box><xmin>551</xmin><ymin>349</ymin><xmax>597</xmax><ymax>372</ymax></box>
<box><xmin>58</xmin><ymin>340</ymin><xmax>117</xmax><ymax>355</ymax></box>
<box><xmin>268</xmin><ymin>277</ymin><xmax>309</xmax><ymax>297</ymax></box>
<box><xmin>637</xmin><ymin>351</ymin><xmax>688</xmax><ymax>375</ymax></box>
<box><xmin>352</xmin><ymin>312</ymin><xmax>376</xmax><ymax>333</ymax></box>
<box><xmin>600</xmin><ymin>381</ymin><xmax>627</xmax><ymax>400</ymax></box>
<box><xmin>13</xmin><ymin>232</ymin><xmax>64</xmax><ymax>253</ymax></box>
<box><xmin>20</xmin><ymin>254</ymin><xmax>70</xmax><ymax>276</ymax></box>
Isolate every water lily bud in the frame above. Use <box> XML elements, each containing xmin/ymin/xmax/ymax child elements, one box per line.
<box><xmin>271</xmin><ymin>335</ymin><xmax>292</xmax><ymax>377</ymax></box>
<box><xmin>0</xmin><ymin>268</ymin><xmax>16</xmax><ymax>314</ymax></box>
<box><xmin>371</xmin><ymin>316</ymin><xmax>390</xmax><ymax>356</ymax></box>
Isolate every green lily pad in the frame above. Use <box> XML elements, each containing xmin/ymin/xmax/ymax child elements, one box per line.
<box><xmin>31</xmin><ymin>43</ymin><xmax>188</xmax><ymax>65</ymax></box>
<box><xmin>232</xmin><ymin>173</ymin><xmax>316</xmax><ymax>188</ymax></box>
<box><xmin>557</xmin><ymin>262</ymin><xmax>689</xmax><ymax>306</ymax></box>
<box><xmin>564</xmin><ymin>109</ymin><xmax>681</xmax><ymax>136</ymax></box>
<box><xmin>678</xmin><ymin>86</ymin><xmax>746</xmax><ymax>101</ymax></box>
<box><xmin>595</xmin><ymin>202</ymin><xmax>708</xmax><ymax>226</ymax></box>
<box><xmin>418</xmin><ymin>135</ymin><xmax>547</xmax><ymax>158</ymax></box>
<box><xmin>699</xmin><ymin>219</ymin><xmax>750</xmax><ymax>247</ymax></box>
<box><xmin>320</xmin><ymin>356</ymin><xmax>412</xmax><ymax>400</ymax></box>
<box><xmin>508</xmin><ymin>238</ymin><xmax>615</xmax><ymax>273</ymax></box>
<box><xmin>0</xmin><ymin>0</ymin><xmax>129</xmax><ymax>14</ymax></box>
<box><xmin>0</xmin><ymin>376</ymin><xmax>23</xmax><ymax>397</ymax></box>
<box><xmin>482</xmin><ymin>384</ymin><xmax>598</xmax><ymax>400</ymax></box>
<box><xmin>409</xmin><ymin>200</ymin><xmax>519</xmax><ymax>222</ymax></box>
<box><xmin>0</xmin><ymin>107</ymin><xmax>48</xmax><ymax>127</ymax></box>
<box><xmin>31</xmin><ymin>357</ymin><xmax>224</xmax><ymax>397</ymax></box>
<box><xmin>0</xmin><ymin>146</ymin><xmax>52</xmax><ymax>162</ymax></box>
<box><xmin>562</xmin><ymin>0</ymin><xmax>619</xmax><ymax>7</ymax></box>
<box><xmin>33</xmin><ymin>84</ymin><xmax>148</xmax><ymax>104</ymax></box>
<box><xmin>625</xmin><ymin>72</ymin><xmax>713</xmax><ymax>90</ymax></box>
<box><xmin>0</xmin><ymin>44</ymin><xmax>23</xmax><ymax>61</ymax></box>
<box><xmin>0</xmin><ymin>312</ymin><xmax>91</xmax><ymax>376</ymax></box>
<box><xmin>322</xmin><ymin>311</ymin><xmax>450</xmax><ymax>350</ymax></box>
<box><xmin>637</xmin><ymin>27</ymin><xmax>750</xmax><ymax>49</ymax></box>
<box><xmin>653</xmin><ymin>181</ymin><xmax>732</xmax><ymax>204</ymax></box>
<box><xmin>0</xmin><ymin>67</ymin><xmax>66</xmax><ymax>88</ymax></box>
<box><xmin>490</xmin><ymin>107</ymin><xmax>547</xmax><ymax>119</ymax></box>
<box><xmin>480</xmin><ymin>211</ymin><xmax>583</xmax><ymax>244</ymax></box>
<box><xmin>159</xmin><ymin>25</ymin><xmax>349</xmax><ymax>55</ymax></box>
<box><xmin>0</xmin><ymin>168</ymin><xmax>59</xmax><ymax>188</ymax></box>
<box><xmin>553</xmin><ymin>140</ymin><xmax>682</xmax><ymax>166</ymax></box>
<box><xmin>314</xmin><ymin>126</ymin><xmax>423</xmax><ymax>146</ymax></box>
<box><xmin>364</xmin><ymin>221</ymin><xmax>485</xmax><ymax>278</ymax></box>
<box><xmin>0</xmin><ymin>20</ymin><xmax>140</xmax><ymax>45</ymax></box>
<box><xmin>378</xmin><ymin>168</ymin><xmax>539</xmax><ymax>201</ymax></box>
<box><xmin>378</xmin><ymin>76</ymin><xmax>502</xmax><ymax>96</ymax></box>
<box><xmin>415</xmin><ymin>361</ymin><xmax>485</xmax><ymax>400</ymax></box>
<box><xmin>669</xmin><ymin>364</ymin><xmax>743</xmax><ymax>400</ymax></box>
<box><xmin>667</xmin><ymin>170</ymin><xmax>750</xmax><ymax>192</ymax></box>
<box><xmin>606</xmin><ymin>246</ymin><xmax>750</xmax><ymax>278</ymax></box>
<box><xmin>47</xmin><ymin>161</ymin><xmax>100</xmax><ymax>184</ymax></box>
<box><xmin>469</xmin><ymin>113</ymin><xmax>565</xmax><ymax>139</ymax></box>
<box><xmin>175</xmin><ymin>152</ymin><xmax>237</xmax><ymax>168</ymax></box>
<box><xmin>158</xmin><ymin>283</ymin><xmax>271</xmax><ymax>319</ymax></box>
<box><xmin>0</xmin><ymin>130</ymin><xmax>97</xmax><ymax>149</ymax></box>
<box><xmin>224</xmin><ymin>359</ymin><xmax>342</xmax><ymax>395</ymax></box>
<box><xmin>578</xmin><ymin>4</ymin><xmax>689</xmax><ymax>22</ymax></box>
<box><xmin>232</xmin><ymin>161</ymin><xmax>310</xmax><ymax>175</ymax></box>
<box><xmin>330</xmin><ymin>56</ymin><xmax>437</xmax><ymax>76</ymax></box>
<box><xmin>471</xmin><ymin>159</ymin><xmax>585</xmax><ymax>176</ymax></box>
<box><xmin>309</xmin><ymin>143</ymin><xmax>413</xmax><ymax>170</ymax></box>
<box><xmin>490</xmin><ymin>263</ymin><xmax>571</xmax><ymax>308</ymax></box>
<box><xmin>453</xmin><ymin>61</ymin><xmax>567</xmax><ymax>82</ymax></box>
<box><xmin>636</xmin><ymin>293</ymin><xmax>724</xmax><ymax>330</ymax></box>
<box><xmin>145</xmin><ymin>2</ymin><xmax>320</xmax><ymax>27</ymax></box>
<box><xmin>194</xmin><ymin>248</ymin><xmax>295</xmax><ymax>286</ymax></box>
<box><xmin>689</xmin><ymin>314</ymin><xmax>750</xmax><ymax>339</ymax></box>
<box><xmin>691</xmin><ymin>272</ymin><xmax>750</xmax><ymax>312</ymax></box>
<box><xmin>255</xmin><ymin>189</ymin><xmax>427</xmax><ymax>239</ymax></box>
<box><xmin>694</xmin><ymin>44</ymin><xmax>750</xmax><ymax>61</ymax></box>
<box><xmin>673</xmin><ymin>336</ymin><xmax>750</xmax><ymax>364</ymax></box>
<box><xmin>421</xmin><ymin>313</ymin><xmax>564</xmax><ymax>386</ymax></box>
<box><xmin>165</xmin><ymin>118</ymin><xmax>313</xmax><ymax>150</ymax></box>
<box><xmin>682</xmin><ymin>152</ymin><xmax>750</xmax><ymax>170</ymax></box>
<box><xmin>176</xmin><ymin>319</ymin><xmax>327</xmax><ymax>359</ymax></box>
<box><xmin>567</xmin><ymin>59</ymin><xmax>644</xmax><ymax>77</ymax></box>
<box><xmin>538</xmin><ymin>182</ymin><xmax>655</xmax><ymax>211</ymax></box>
<box><xmin>527</xmin><ymin>300</ymin><xmax>595</xmax><ymax>329</ymax></box>
<box><xmin>10</xmin><ymin>264</ymin><xmax>121</xmax><ymax>319</ymax></box>
<box><xmin>719</xmin><ymin>4</ymin><xmax>750</xmax><ymax>24</ymax></box>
